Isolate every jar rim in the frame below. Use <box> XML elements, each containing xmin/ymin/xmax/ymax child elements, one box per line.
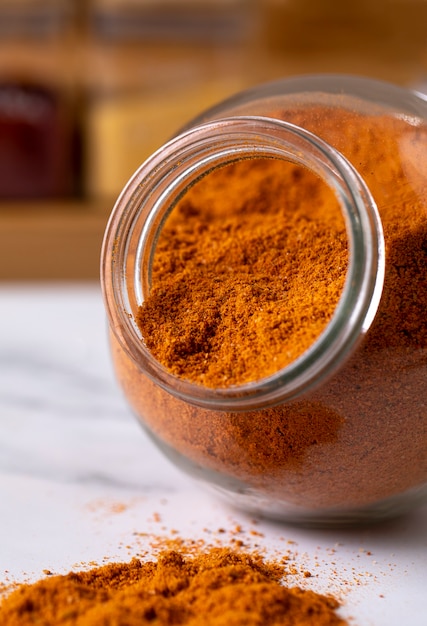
<box><xmin>101</xmin><ymin>115</ymin><xmax>385</xmax><ymax>410</ymax></box>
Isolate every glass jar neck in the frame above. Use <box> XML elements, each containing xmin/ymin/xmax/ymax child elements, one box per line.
<box><xmin>101</xmin><ymin>115</ymin><xmax>385</xmax><ymax>410</ymax></box>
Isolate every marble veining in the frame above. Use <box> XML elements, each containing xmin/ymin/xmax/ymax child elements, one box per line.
<box><xmin>0</xmin><ymin>284</ymin><xmax>426</xmax><ymax>626</ymax></box>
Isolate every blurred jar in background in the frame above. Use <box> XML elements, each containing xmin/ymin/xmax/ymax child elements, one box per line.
<box><xmin>83</xmin><ymin>0</ymin><xmax>258</xmax><ymax>201</ymax></box>
<box><xmin>0</xmin><ymin>0</ymin><xmax>81</xmax><ymax>199</ymax></box>
<box><xmin>258</xmin><ymin>0</ymin><xmax>427</xmax><ymax>87</ymax></box>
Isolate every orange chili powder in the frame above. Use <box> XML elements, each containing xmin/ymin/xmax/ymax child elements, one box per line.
<box><xmin>110</xmin><ymin>104</ymin><xmax>427</xmax><ymax>513</ymax></box>
<box><xmin>138</xmin><ymin>158</ymin><xmax>347</xmax><ymax>387</ymax></box>
<box><xmin>0</xmin><ymin>546</ymin><xmax>347</xmax><ymax>625</ymax></box>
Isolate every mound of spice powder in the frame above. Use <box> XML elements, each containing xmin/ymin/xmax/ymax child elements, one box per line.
<box><xmin>137</xmin><ymin>158</ymin><xmax>347</xmax><ymax>387</ymax></box>
<box><xmin>0</xmin><ymin>546</ymin><xmax>347</xmax><ymax>625</ymax></box>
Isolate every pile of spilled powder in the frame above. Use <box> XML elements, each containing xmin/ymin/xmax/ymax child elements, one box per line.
<box><xmin>0</xmin><ymin>543</ymin><xmax>348</xmax><ymax>625</ymax></box>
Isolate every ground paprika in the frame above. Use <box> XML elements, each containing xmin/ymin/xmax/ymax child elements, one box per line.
<box><xmin>137</xmin><ymin>158</ymin><xmax>347</xmax><ymax>387</ymax></box>
<box><xmin>102</xmin><ymin>76</ymin><xmax>427</xmax><ymax>523</ymax></box>
<box><xmin>0</xmin><ymin>545</ymin><xmax>347</xmax><ymax>626</ymax></box>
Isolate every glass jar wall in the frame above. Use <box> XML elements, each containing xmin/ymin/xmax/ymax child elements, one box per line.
<box><xmin>101</xmin><ymin>75</ymin><xmax>427</xmax><ymax>526</ymax></box>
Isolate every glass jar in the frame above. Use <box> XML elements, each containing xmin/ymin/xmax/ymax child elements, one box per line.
<box><xmin>101</xmin><ymin>75</ymin><xmax>427</xmax><ymax>526</ymax></box>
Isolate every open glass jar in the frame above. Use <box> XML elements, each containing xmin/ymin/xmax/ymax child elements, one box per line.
<box><xmin>101</xmin><ymin>75</ymin><xmax>427</xmax><ymax>526</ymax></box>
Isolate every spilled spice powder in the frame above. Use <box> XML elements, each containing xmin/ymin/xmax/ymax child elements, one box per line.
<box><xmin>109</xmin><ymin>103</ymin><xmax>427</xmax><ymax>514</ymax></box>
<box><xmin>0</xmin><ymin>545</ymin><xmax>347</xmax><ymax>626</ymax></box>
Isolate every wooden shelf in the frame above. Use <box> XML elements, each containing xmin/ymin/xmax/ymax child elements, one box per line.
<box><xmin>0</xmin><ymin>199</ymin><xmax>113</xmax><ymax>281</ymax></box>
<box><xmin>1</xmin><ymin>0</ymin><xmax>426</xmax><ymax>281</ymax></box>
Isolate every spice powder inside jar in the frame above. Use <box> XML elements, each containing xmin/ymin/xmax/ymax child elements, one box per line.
<box><xmin>108</xmin><ymin>100</ymin><xmax>427</xmax><ymax>520</ymax></box>
<box><xmin>137</xmin><ymin>157</ymin><xmax>348</xmax><ymax>388</ymax></box>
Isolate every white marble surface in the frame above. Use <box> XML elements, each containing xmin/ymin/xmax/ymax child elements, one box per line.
<box><xmin>0</xmin><ymin>284</ymin><xmax>426</xmax><ymax>625</ymax></box>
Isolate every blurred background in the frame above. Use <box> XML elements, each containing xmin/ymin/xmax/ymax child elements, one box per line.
<box><xmin>1</xmin><ymin>0</ymin><xmax>427</xmax><ymax>281</ymax></box>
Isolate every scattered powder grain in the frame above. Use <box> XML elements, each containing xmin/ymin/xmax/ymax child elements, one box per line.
<box><xmin>0</xmin><ymin>545</ymin><xmax>348</xmax><ymax>626</ymax></box>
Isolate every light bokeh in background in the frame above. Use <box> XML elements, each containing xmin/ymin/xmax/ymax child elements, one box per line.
<box><xmin>1</xmin><ymin>0</ymin><xmax>427</xmax><ymax>280</ymax></box>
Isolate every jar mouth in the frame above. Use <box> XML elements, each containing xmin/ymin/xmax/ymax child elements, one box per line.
<box><xmin>101</xmin><ymin>115</ymin><xmax>385</xmax><ymax>410</ymax></box>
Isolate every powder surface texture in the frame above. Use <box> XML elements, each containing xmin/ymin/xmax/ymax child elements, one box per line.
<box><xmin>137</xmin><ymin>158</ymin><xmax>347</xmax><ymax>387</ymax></box>
<box><xmin>0</xmin><ymin>547</ymin><xmax>347</xmax><ymax>626</ymax></box>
